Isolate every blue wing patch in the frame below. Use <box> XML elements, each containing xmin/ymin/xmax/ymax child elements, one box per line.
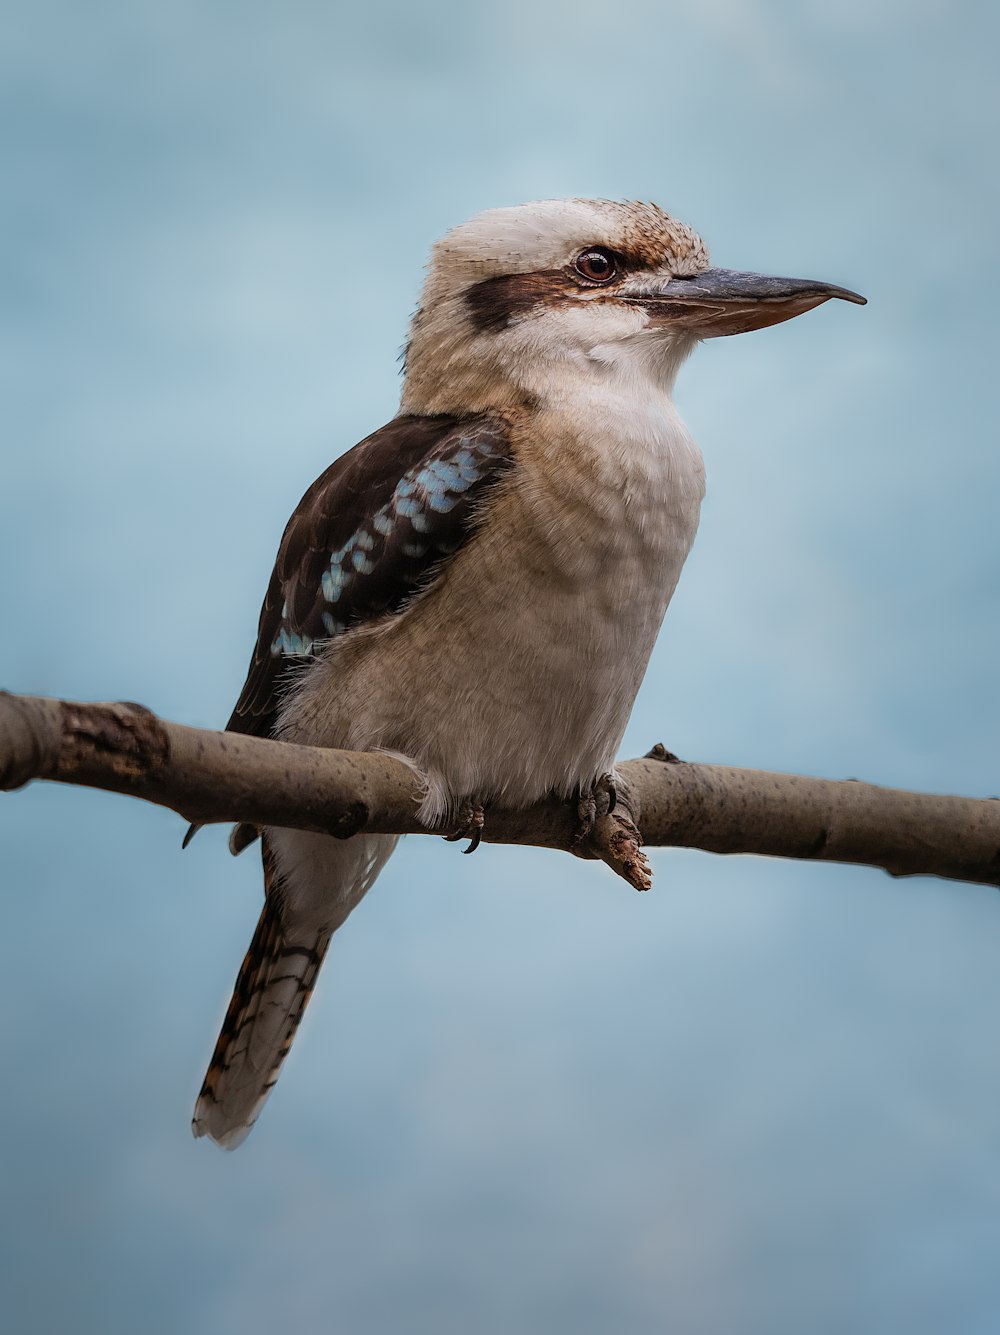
<box><xmin>263</xmin><ymin>431</ymin><xmax>506</xmax><ymax>660</ymax></box>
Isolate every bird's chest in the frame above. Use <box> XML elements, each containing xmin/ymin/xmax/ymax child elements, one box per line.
<box><xmin>393</xmin><ymin>404</ymin><xmax>701</xmax><ymax>806</ymax></box>
<box><xmin>291</xmin><ymin>399</ymin><xmax>704</xmax><ymax>815</ymax></box>
<box><xmin>515</xmin><ymin>401</ymin><xmax>704</xmax><ymax>612</ymax></box>
<box><xmin>485</xmin><ymin>403</ymin><xmax>704</xmax><ymax>711</ymax></box>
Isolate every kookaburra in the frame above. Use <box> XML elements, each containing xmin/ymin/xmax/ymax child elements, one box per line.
<box><xmin>191</xmin><ymin>198</ymin><xmax>864</xmax><ymax>1148</ymax></box>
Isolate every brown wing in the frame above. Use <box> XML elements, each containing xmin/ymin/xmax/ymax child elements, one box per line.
<box><xmin>227</xmin><ymin>412</ymin><xmax>514</xmax><ymax>740</ymax></box>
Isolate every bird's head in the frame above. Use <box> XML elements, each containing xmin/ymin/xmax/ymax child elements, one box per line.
<box><xmin>401</xmin><ymin>198</ymin><xmax>864</xmax><ymax>416</ymax></box>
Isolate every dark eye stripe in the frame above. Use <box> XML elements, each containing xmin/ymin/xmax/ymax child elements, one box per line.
<box><xmin>465</xmin><ymin>270</ymin><xmax>571</xmax><ymax>333</ymax></box>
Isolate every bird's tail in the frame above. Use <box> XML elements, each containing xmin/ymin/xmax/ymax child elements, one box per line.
<box><xmin>192</xmin><ymin>830</ymin><xmax>394</xmax><ymax>1149</ymax></box>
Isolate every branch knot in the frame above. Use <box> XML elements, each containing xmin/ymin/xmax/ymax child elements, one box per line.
<box><xmin>58</xmin><ymin>700</ymin><xmax>170</xmax><ymax>780</ymax></box>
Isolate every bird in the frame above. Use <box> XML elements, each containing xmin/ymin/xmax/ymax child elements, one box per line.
<box><xmin>190</xmin><ymin>198</ymin><xmax>865</xmax><ymax>1148</ymax></box>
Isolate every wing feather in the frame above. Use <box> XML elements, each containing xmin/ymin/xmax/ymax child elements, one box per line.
<box><xmin>226</xmin><ymin>413</ymin><xmax>514</xmax><ymax>739</ymax></box>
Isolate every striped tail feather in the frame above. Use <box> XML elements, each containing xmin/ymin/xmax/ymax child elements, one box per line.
<box><xmin>192</xmin><ymin>839</ymin><xmax>330</xmax><ymax>1150</ymax></box>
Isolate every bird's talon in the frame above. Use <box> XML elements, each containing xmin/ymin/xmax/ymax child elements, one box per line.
<box><xmin>572</xmin><ymin>772</ymin><xmax>619</xmax><ymax>848</ymax></box>
<box><xmin>445</xmin><ymin>800</ymin><xmax>485</xmax><ymax>854</ymax></box>
<box><xmin>598</xmin><ymin>771</ymin><xmax>618</xmax><ymax>815</ymax></box>
<box><xmin>572</xmin><ymin>789</ymin><xmax>598</xmax><ymax>848</ymax></box>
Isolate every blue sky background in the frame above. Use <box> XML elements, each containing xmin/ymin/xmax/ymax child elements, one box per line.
<box><xmin>2</xmin><ymin>2</ymin><xmax>999</xmax><ymax>1331</ymax></box>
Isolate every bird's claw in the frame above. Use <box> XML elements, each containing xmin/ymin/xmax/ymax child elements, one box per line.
<box><xmin>445</xmin><ymin>799</ymin><xmax>486</xmax><ymax>854</ymax></box>
<box><xmin>572</xmin><ymin>772</ymin><xmax>618</xmax><ymax>848</ymax></box>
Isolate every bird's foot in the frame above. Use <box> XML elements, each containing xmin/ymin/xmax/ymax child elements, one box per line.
<box><xmin>572</xmin><ymin>771</ymin><xmax>618</xmax><ymax>849</ymax></box>
<box><xmin>444</xmin><ymin>798</ymin><xmax>486</xmax><ymax>854</ymax></box>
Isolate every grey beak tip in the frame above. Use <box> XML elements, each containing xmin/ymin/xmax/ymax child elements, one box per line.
<box><xmin>837</xmin><ymin>288</ymin><xmax>867</xmax><ymax>306</ymax></box>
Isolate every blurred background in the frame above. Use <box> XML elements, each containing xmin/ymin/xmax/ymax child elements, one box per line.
<box><xmin>2</xmin><ymin>2</ymin><xmax>998</xmax><ymax>1331</ymax></box>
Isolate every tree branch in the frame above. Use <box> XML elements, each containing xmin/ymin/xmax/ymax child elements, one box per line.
<box><xmin>1</xmin><ymin>690</ymin><xmax>998</xmax><ymax>892</ymax></box>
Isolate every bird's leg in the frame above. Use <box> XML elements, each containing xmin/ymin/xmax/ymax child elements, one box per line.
<box><xmin>444</xmin><ymin>798</ymin><xmax>486</xmax><ymax>855</ymax></box>
<box><xmin>572</xmin><ymin>771</ymin><xmax>618</xmax><ymax>849</ymax></box>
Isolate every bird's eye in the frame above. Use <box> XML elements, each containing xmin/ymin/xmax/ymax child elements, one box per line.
<box><xmin>574</xmin><ymin>247</ymin><xmax>618</xmax><ymax>284</ymax></box>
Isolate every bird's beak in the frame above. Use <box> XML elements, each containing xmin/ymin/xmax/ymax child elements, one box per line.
<box><xmin>621</xmin><ymin>267</ymin><xmax>866</xmax><ymax>337</ymax></box>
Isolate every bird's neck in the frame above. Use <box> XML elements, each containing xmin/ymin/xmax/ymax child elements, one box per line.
<box><xmin>401</xmin><ymin>326</ymin><xmax>695</xmax><ymax>423</ymax></box>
